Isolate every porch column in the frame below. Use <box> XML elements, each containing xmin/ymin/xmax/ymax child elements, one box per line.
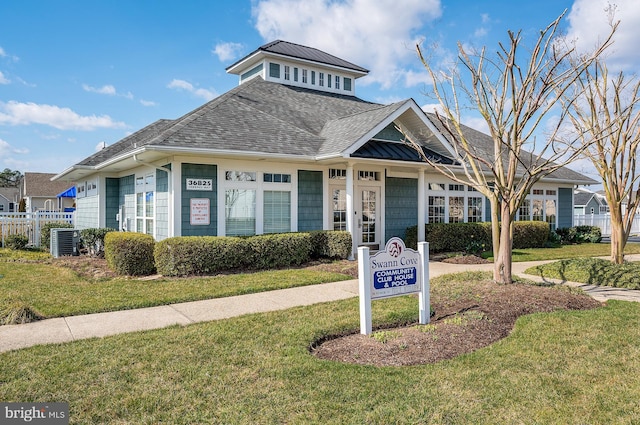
<box><xmin>418</xmin><ymin>168</ymin><xmax>426</xmax><ymax>242</ymax></box>
<box><xmin>346</xmin><ymin>163</ymin><xmax>355</xmax><ymax>259</ymax></box>
<box><xmin>170</xmin><ymin>162</ymin><xmax>182</xmax><ymax>237</ymax></box>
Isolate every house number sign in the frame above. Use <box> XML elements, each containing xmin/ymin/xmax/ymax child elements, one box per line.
<box><xmin>186</xmin><ymin>178</ymin><xmax>213</xmax><ymax>191</ymax></box>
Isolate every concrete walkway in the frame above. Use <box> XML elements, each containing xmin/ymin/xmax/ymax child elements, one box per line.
<box><xmin>2</xmin><ymin>257</ymin><xmax>640</xmax><ymax>353</ymax></box>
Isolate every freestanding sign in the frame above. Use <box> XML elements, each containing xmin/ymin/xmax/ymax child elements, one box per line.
<box><xmin>358</xmin><ymin>237</ymin><xmax>430</xmax><ymax>335</ymax></box>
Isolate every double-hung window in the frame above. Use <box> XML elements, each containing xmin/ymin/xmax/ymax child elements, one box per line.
<box><xmin>135</xmin><ymin>173</ymin><xmax>155</xmax><ymax>236</ymax></box>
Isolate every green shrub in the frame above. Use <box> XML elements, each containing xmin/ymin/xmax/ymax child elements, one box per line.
<box><xmin>405</xmin><ymin>222</ymin><xmax>492</xmax><ymax>253</ymax></box>
<box><xmin>512</xmin><ymin>221</ymin><xmax>549</xmax><ymax>249</ymax></box>
<box><xmin>105</xmin><ymin>232</ymin><xmax>156</xmax><ymax>276</ymax></box>
<box><xmin>555</xmin><ymin>225</ymin><xmax>601</xmax><ymax>244</ymax></box>
<box><xmin>245</xmin><ymin>233</ymin><xmax>313</xmax><ymax>270</ymax></box>
<box><xmin>154</xmin><ymin>236</ymin><xmax>248</xmax><ymax>277</ymax></box>
<box><xmin>80</xmin><ymin>228</ymin><xmax>116</xmax><ymax>257</ymax></box>
<box><xmin>405</xmin><ymin>220</ymin><xmax>548</xmax><ymax>252</ymax></box>
<box><xmin>40</xmin><ymin>222</ymin><xmax>73</xmax><ymax>250</ymax></box>
<box><xmin>4</xmin><ymin>234</ymin><xmax>28</xmax><ymax>250</ymax></box>
<box><xmin>309</xmin><ymin>230</ymin><xmax>352</xmax><ymax>259</ymax></box>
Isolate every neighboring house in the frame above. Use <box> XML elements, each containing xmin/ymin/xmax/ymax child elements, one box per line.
<box><xmin>21</xmin><ymin>172</ymin><xmax>75</xmax><ymax>213</ymax></box>
<box><xmin>574</xmin><ymin>188</ymin><xmax>608</xmax><ymax>215</ymax></box>
<box><xmin>0</xmin><ymin>187</ymin><xmax>20</xmax><ymax>212</ymax></box>
<box><xmin>53</xmin><ymin>40</ymin><xmax>595</xmax><ymax>256</ymax></box>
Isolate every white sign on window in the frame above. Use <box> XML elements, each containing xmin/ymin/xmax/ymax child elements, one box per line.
<box><xmin>186</xmin><ymin>178</ymin><xmax>213</xmax><ymax>191</ymax></box>
<box><xmin>190</xmin><ymin>198</ymin><xmax>210</xmax><ymax>225</ymax></box>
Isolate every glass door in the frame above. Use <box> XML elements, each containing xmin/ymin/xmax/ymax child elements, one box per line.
<box><xmin>359</xmin><ymin>187</ymin><xmax>380</xmax><ymax>248</ymax></box>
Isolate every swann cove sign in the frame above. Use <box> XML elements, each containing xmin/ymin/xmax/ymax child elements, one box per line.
<box><xmin>358</xmin><ymin>237</ymin><xmax>430</xmax><ymax>335</ymax></box>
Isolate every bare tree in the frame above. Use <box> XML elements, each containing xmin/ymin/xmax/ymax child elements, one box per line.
<box><xmin>405</xmin><ymin>11</ymin><xmax>616</xmax><ymax>284</ymax></box>
<box><xmin>563</xmin><ymin>60</ymin><xmax>640</xmax><ymax>264</ymax></box>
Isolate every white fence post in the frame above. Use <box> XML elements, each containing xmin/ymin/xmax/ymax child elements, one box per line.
<box><xmin>0</xmin><ymin>211</ymin><xmax>75</xmax><ymax>248</ymax></box>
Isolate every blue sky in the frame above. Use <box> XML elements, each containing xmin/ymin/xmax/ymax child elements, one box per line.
<box><xmin>0</xmin><ymin>0</ymin><xmax>637</xmax><ymax>178</ymax></box>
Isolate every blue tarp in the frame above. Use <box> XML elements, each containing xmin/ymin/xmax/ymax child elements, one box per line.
<box><xmin>56</xmin><ymin>186</ymin><xmax>76</xmax><ymax>198</ymax></box>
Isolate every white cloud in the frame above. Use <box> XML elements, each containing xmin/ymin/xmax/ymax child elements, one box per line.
<box><xmin>13</xmin><ymin>147</ymin><xmax>29</xmax><ymax>154</ymax></box>
<box><xmin>0</xmin><ymin>47</ymin><xmax>5</xmax><ymax>58</ymax></box>
<box><xmin>0</xmin><ymin>139</ymin><xmax>10</xmax><ymax>155</ymax></box>
<box><xmin>139</xmin><ymin>99</ymin><xmax>157</xmax><ymax>107</ymax></box>
<box><xmin>252</xmin><ymin>0</ymin><xmax>442</xmax><ymax>89</ymax></box>
<box><xmin>167</xmin><ymin>79</ymin><xmax>217</xmax><ymax>101</ymax></box>
<box><xmin>0</xmin><ymin>71</ymin><xmax>8</xmax><ymax>84</ymax></box>
<box><xmin>83</xmin><ymin>84</ymin><xmax>134</xmax><ymax>100</ymax></box>
<box><xmin>421</xmin><ymin>103</ymin><xmax>445</xmax><ymax>115</ymax></box>
<box><xmin>566</xmin><ymin>0</ymin><xmax>640</xmax><ymax>70</ymax></box>
<box><xmin>0</xmin><ymin>101</ymin><xmax>126</xmax><ymax>130</ymax></box>
<box><xmin>213</xmin><ymin>42</ymin><xmax>244</xmax><ymax>62</ymax></box>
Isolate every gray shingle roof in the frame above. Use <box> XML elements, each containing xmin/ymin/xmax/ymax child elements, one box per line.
<box><xmin>22</xmin><ymin>173</ymin><xmax>74</xmax><ymax>197</ymax></box>
<box><xmin>70</xmin><ymin>76</ymin><xmax>593</xmax><ymax>184</ymax></box>
<box><xmin>227</xmin><ymin>40</ymin><xmax>369</xmax><ymax>74</ymax></box>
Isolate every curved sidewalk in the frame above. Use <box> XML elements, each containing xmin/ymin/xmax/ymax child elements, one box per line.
<box><xmin>2</xmin><ymin>258</ymin><xmax>640</xmax><ymax>353</ymax></box>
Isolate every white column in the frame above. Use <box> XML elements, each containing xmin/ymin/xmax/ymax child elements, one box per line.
<box><xmin>170</xmin><ymin>162</ymin><xmax>182</xmax><ymax>237</ymax></box>
<box><xmin>418</xmin><ymin>168</ymin><xmax>426</xmax><ymax>242</ymax></box>
<box><xmin>346</xmin><ymin>163</ymin><xmax>355</xmax><ymax>259</ymax></box>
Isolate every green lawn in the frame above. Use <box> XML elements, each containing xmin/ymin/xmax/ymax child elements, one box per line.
<box><xmin>0</xmin><ymin>260</ymin><xmax>350</xmax><ymax>318</ymax></box>
<box><xmin>483</xmin><ymin>242</ymin><xmax>640</xmax><ymax>262</ymax></box>
<box><xmin>1</xmin><ymin>282</ymin><xmax>639</xmax><ymax>423</ymax></box>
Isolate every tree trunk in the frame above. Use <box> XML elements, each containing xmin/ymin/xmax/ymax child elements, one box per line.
<box><xmin>493</xmin><ymin>201</ymin><xmax>514</xmax><ymax>284</ymax></box>
<box><xmin>609</xmin><ymin>206</ymin><xmax>626</xmax><ymax>264</ymax></box>
<box><xmin>489</xmin><ymin>198</ymin><xmax>502</xmax><ymax>282</ymax></box>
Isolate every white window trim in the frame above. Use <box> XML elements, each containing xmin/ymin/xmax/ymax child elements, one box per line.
<box><xmin>135</xmin><ymin>172</ymin><xmax>156</xmax><ymax>237</ymax></box>
<box><xmin>425</xmin><ymin>182</ymin><xmax>485</xmax><ymax>223</ymax></box>
<box><xmin>218</xmin><ymin>165</ymin><xmax>298</xmax><ymax>236</ymax></box>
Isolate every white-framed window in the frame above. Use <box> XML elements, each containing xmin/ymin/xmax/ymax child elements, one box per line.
<box><xmin>332</xmin><ymin>188</ymin><xmax>347</xmax><ymax>230</ymax></box>
<box><xmin>344</xmin><ymin>77</ymin><xmax>352</xmax><ymax>91</ymax></box>
<box><xmin>427</xmin><ymin>182</ymin><xmax>484</xmax><ymax>223</ymax></box>
<box><xmin>311</xmin><ymin>71</ymin><xmax>316</xmax><ymax>85</ymax></box>
<box><xmin>319</xmin><ymin>72</ymin><xmax>325</xmax><ymax>87</ymax></box>
<box><xmin>269</xmin><ymin>63</ymin><xmax>280</xmax><ymax>78</ymax></box>
<box><xmin>329</xmin><ymin>169</ymin><xmax>346</xmax><ymax>180</ymax></box>
<box><xmin>526</xmin><ymin>187</ymin><xmax>557</xmax><ymax>228</ymax></box>
<box><xmin>518</xmin><ymin>199</ymin><xmax>531</xmax><ymax>221</ymax></box>
<box><xmin>293</xmin><ymin>67</ymin><xmax>298</xmax><ymax>82</ymax></box>
<box><xmin>327</xmin><ymin>74</ymin><xmax>332</xmax><ymax>88</ymax></box>
<box><xmin>600</xmin><ymin>205</ymin><xmax>610</xmax><ymax>214</ymax></box>
<box><xmin>0</xmin><ymin>204</ymin><xmax>4</xmax><ymax>212</ymax></box>
<box><xmin>284</xmin><ymin>65</ymin><xmax>290</xmax><ymax>81</ymax></box>
<box><xmin>77</xmin><ymin>182</ymin><xmax>86</xmax><ymax>198</ymax></box>
<box><xmin>135</xmin><ymin>172</ymin><xmax>155</xmax><ymax>236</ymax></box>
<box><xmin>335</xmin><ymin>75</ymin><xmax>340</xmax><ymax>90</ymax></box>
<box><xmin>302</xmin><ymin>69</ymin><xmax>308</xmax><ymax>84</ymax></box>
<box><xmin>223</xmin><ymin>169</ymin><xmax>293</xmax><ymax>236</ymax></box>
<box><xmin>86</xmin><ymin>179</ymin><xmax>98</xmax><ymax>197</ymax></box>
<box><xmin>428</xmin><ymin>196</ymin><xmax>445</xmax><ymax>223</ymax></box>
<box><xmin>358</xmin><ymin>171</ymin><xmax>379</xmax><ymax>181</ymax></box>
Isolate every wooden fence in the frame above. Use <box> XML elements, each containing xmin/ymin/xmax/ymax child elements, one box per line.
<box><xmin>0</xmin><ymin>212</ymin><xmax>75</xmax><ymax>248</ymax></box>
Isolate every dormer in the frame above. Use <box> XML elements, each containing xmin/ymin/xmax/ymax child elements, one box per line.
<box><xmin>226</xmin><ymin>40</ymin><xmax>369</xmax><ymax>96</ymax></box>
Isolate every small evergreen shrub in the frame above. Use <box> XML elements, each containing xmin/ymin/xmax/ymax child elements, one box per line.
<box><xmin>244</xmin><ymin>233</ymin><xmax>313</xmax><ymax>270</ymax></box>
<box><xmin>309</xmin><ymin>230</ymin><xmax>352</xmax><ymax>259</ymax></box>
<box><xmin>4</xmin><ymin>234</ymin><xmax>28</xmax><ymax>250</ymax></box>
<box><xmin>555</xmin><ymin>225</ymin><xmax>602</xmax><ymax>244</ymax></box>
<box><xmin>512</xmin><ymin>221</ymin><xmax>549</xmax><ymax>249</ymax></box>
<box><xmin>154</xmin><ymin>236</ymin><xmax>248</xmax><ymax>276</ymax></box>
<box><xmin>105</xmin><ymin>232</ymin><xmax>156</xmax><ymax>276</ymax></box>
<box><xmin>80</xmin><ymin>228</ymin><xmax>116</xmax><ymax>257</ymax></box>
<box><xmin>40</xmin><ymin>222</ymin><xmax>73</xmax><ymax>250</ymax></box>
<box><xmin>404</xmin><ymin>222</ymin><xmax>492</xmax><ymax>252</ymax></box>
<box><xmin>405</xmin><ymin>220</ymin><xmax>549</xmax><ymax>252</ymax></box>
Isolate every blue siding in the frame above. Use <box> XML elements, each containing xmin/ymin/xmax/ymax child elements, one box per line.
<box><xmin>119</xmin><ymin>175</ymin><xmax>135</xmax><ymax>205</ymax></box>
<box><xmin>157</xmin><ymin>167</ymin><xmax>169</xmax><ymax>193</ymax></box>
<box><xmin>558</xmin><ymin>187</ymin><xmax>573</xmax><ymax>228</ymax></box>
<box><xmin>385</xmin><ymin>177</ymin><xmax>418</xmax><ymax>241</ymax></box>
<box><xmin>181</xmin><ymin>163</ymin><xmax>217</xmax><ymax>236</ymax></box>
<box><xmin>105</xmin><ymin>178</ymin><xmax>120</xmax><ymax>229</ymax></box>
<box><xmin>297</xmin><ymin>170</ymin><xmax>323</xmax><ymax>231</ymax></box>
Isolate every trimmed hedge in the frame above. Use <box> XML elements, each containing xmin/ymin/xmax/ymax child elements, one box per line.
<box><xmin>105</xmin><ymin>232</ymin><xmax>156</xmax><ymax>276</ymax></box>
<box><xmin>309</xmin><ymin>230</ymin><xmax>352</xmax><ymax>259</ymax></box>
<box><xmin>155</xmin><ymin>230</ymin><xmax>352</xmax><ymax>277</ymax></box>
<box><xmin>405</xmin><ymin>220</ymin><xmax>549</xmax><ymax>252</ymax></box>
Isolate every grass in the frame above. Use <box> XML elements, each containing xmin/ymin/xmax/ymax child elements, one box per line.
<box><xmin>482</xmin><ymin>242</ymin><xmax>640</xmax><ymax>262</ymax></box>
<box><xmin>525</xmin><ymin>257</ymin><xmax>640</xmax><ymax>290</ymax></box>
<box><xmin>0</xmin><ymin>255</ymin><xmax>351</xmax><ymax>318</ymax></box>
<box><xmin>1</xmin><ymin>279</ymin><xmax>639</xmax><ymax>423</ymax></box>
